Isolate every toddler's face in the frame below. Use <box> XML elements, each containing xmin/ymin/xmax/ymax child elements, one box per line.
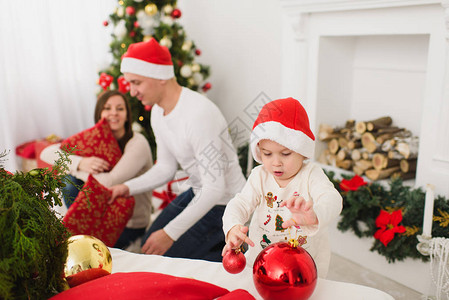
<box><xmin>259</xmin><ymin>139</ymin><xmax>304</xmax><ymax>187</ymax></box>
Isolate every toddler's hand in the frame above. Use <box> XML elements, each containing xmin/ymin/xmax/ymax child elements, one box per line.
<box><xmin>280</xmin><ymin>194</ymin><xmax>318</xmax><ymax>228</ymax></box>
<box><xmin>221</xmin><ymin>224</ymin><xmax>254</xmax><ymax>256</ymax></box>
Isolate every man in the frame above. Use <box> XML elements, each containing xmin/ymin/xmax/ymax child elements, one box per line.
<box><xmin>110</xmin><ymin>38</ymin><xmax>246</xmax><ymax>262</ymax></box>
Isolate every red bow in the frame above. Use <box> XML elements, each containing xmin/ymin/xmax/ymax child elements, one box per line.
<box><xmin>118</xmin><ymin>76</ymin><xmax>130</xmax><ymax>93</ymax></box>
<box><xmin>339</xmin><ymin>175</ymin><xmax>367</xmax><ymax>191</ymax></box>
<box><xmin>99</xmin><ymin>73</ymin><xmax>113</xmax><ymax>90</ymax></box>
<box><xmin>373</xmin><ymin>209</ymin><xmax>406</xmax><ymax>246</ymax></box>
<box><xmin>152</xmin><ymin>177</ymin><xmax>189</xmax><ymax>209</ymax></box>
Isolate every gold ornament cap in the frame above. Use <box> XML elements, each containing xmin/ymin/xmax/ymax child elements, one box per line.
<box><xmin>288</xmin><ymin>238</ymin><xmax>299</xmax><ymax>248</ymax></box>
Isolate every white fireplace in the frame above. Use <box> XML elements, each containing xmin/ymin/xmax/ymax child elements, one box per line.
<box><xmin>280</xmin><ymin>0</ymin><xmax>449</xmax><ymax>295</ymax></box>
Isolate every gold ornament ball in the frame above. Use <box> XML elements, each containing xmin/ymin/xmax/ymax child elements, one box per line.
<box><xmin>64</xmin><ymin>235</ymin><xmax>113</xmax><ymax>288</ymax></box>
<box><xmin>162</xmin><ymin>4</ymin><xmax>173</xmax><ymax>15</ymax></box>
<box><xmin>188</xmin><ymin>78</ymin><xmax>196</xmax><ymax>86</ymax></box>
<box><xmin>191</xmin><ymin>63</ymin><xmax>201</xmax><ymax>73</ymax></box>
<box><xmin>181</xmin><ymin>40</ymin><xmax>193</xmax><ymax>52</ymax></box>
<box><xmin>145</xmin><ymin>3</ymin><xmax>158</xmax><ymax>16</ymax></box>
<box><xmin>160</xmin><ymin>36</ymin><xmax>172</xmax><ymax>48</ymax></box>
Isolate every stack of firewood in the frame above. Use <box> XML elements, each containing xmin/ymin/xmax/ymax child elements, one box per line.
<box><xmin>318</xmin><ymin>116</ymin><xmax>418</xmax><ymax>181</ymax></box>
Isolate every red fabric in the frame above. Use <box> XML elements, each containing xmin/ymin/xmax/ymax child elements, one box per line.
<box><xmin>63</xmin><ymin>175</ymin><xmax>135</xmax><ymax>247</ymax></box>
<box><xmin>152</xmin><ymin>176</ymin><xmax>189</xmax><ymax>209</ymax></box>
<box><xmin>60</xmin><ymin>118</ymin><xmax>122</xmax><ymax>168</ymax></box>
<box><xmin>50</xmin><ymin>272</ymin><xmax>256</xmax><ymax>300</ymax></box>
<box><xmin>15</xmin><ymin>141</ymin><xmax>37</xmax><ymax>159</ymax></box>
<box><xmin>35</xmin><ymin>140</ymin><xmax>60</xmax><ymax>169</ymax></box>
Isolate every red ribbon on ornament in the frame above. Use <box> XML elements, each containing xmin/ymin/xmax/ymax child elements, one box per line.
<box><xmin>152</xmin><ymin>177</ymin><xmax>189</xmax><ymax>209</ymax></box>
<box><xmin>118</xmin><ymin>76</ymin><xmax>130</xmax><ymax>94</ymax></box>
<box><xmin>99</xmin><ymin>73</ymin><xmax>113</xmax><ymax>90</ymax></box>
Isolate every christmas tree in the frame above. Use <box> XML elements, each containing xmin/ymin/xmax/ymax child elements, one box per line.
<box><xmin>98</xmin><ymin>0</ymin><xmax>211</xmax><ymax>158</ymax></box>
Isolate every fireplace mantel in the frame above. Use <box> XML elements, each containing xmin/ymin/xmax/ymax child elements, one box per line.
<box><xmin>280</xmin><ymin>0</ymin><xmax>449</xmax><ymax>197</ymax></box>
<box><xmin>280</xmin><ymin>0</ymin><xmax>442</xmax><ymax>12</ymax></box>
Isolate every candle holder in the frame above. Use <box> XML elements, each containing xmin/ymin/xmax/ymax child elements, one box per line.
<box><xmin>416</xmin><ymin>235</ymin><xmax>449</xmax><ymax>300</ymax></box>
<box><xmin>416</xmin><ymin>234</ymin><xmax>432</xmax><ymax>256</ymax></box>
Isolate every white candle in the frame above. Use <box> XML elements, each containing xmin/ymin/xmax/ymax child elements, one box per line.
<box><xmin>422</xmin><ymin>184</ymin><xmax>435</xmax><ymax>237</ymax></box>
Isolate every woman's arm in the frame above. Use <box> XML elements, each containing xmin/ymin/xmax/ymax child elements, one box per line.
<box><xmin>40</xmin><ymin>143</ymin><xmax>83</xmax><ymax>174</ymax></box>
<box><xmin>92</xmin><ymin>133</ymin><xmax>153</xmax><ymax>187</ymax></box>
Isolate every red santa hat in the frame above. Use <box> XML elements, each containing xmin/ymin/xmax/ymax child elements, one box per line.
<box><xmin>250</xmin><ymin>97</ymin><xmax>315</xmax><ymax>163</ymax></box>
<box><xmin>121</xmin><ymin>38</ymin><xmax>174</xmax><ymax>80</ymax></box>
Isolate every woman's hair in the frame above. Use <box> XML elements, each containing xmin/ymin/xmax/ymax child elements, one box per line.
<box><xmin>94</xmin><ymin>90</ymin><xmax>133</xmax><ymax>152</ymax></box>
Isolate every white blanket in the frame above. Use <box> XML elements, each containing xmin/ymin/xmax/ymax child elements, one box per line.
<box><xmin>110</xmin><ymin>248</ymin><xmax>395</xmax><ymax>300</ymax></box>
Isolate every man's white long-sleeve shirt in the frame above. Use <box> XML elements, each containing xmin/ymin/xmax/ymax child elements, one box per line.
<box><xmin>125</xmin><ymin>87</ymin><xmax>246</xmax><ymax>241</ymax></box>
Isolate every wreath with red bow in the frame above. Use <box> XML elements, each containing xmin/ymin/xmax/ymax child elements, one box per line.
<box><xmin>327</xmin><ymin>172</ymin><xmax>449</xmax><ymax>263</ymax></box>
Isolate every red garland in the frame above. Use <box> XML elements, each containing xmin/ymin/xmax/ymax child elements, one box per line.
<box><xmin>373</xmin><ymin>209</ymin><xmax>406</xmax><ymax>246</ymax></box>
<box><xmin>339</xmin><ymin>175</ymin><xmax>367</xmax><ymax>191</ymax></box>
<box><xmin>99</xmin><ymin>73</ymin><xmax>113</xmax><ymax>90</ymax></box>
<box><xmin>117</xmin><ymin>76</ymin><xmax>130</xmax><ymax>93</ymax></box>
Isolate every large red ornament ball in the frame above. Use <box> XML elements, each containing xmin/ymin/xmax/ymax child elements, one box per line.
<box><xmin>222</xmin><ymin>249</ymin><xmax>246</xmax><ymax>274</ymax></box>
<box><xmin>103</xmin><ymin>20</ymin><xmax>109</xmax><ymax>27</ymax></box>
<box><xmin>171</xmin><ymin>8</ymin><xmax>182</xmax><ymax>19</ymax></box>
<box><xmin>253</xmin><ymin>241</ymin><xmax>317</xmax><ymax>300</ymax></box>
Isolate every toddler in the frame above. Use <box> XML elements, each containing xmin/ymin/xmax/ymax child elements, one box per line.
<box><xmin>222</xmin><ymin>97</ymin><xmax>342</xmax><ymax>278</ymax></box>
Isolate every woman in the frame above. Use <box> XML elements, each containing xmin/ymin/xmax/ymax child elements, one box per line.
<box><xmin>41</xmin><ymin>90</ymin><xmax>153</xmax><ymax>250</ymax></box>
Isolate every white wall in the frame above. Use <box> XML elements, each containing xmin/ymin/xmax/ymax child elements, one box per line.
<box><xmin>178</xmin><ymin>0</ymin><xmax>284</xmax><ymax>147</ymax></box>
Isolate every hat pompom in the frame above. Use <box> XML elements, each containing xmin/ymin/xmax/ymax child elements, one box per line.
<box><xmin>250</xmin><ymin>98</ymin><xmax>315</xmax><ymax>163</ymax></box>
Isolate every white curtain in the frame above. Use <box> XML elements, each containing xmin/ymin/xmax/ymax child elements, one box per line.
<box><xmin>0</xmin><ymin>0</ymin><xmax>116</xmax><ymax>171</ymax></box>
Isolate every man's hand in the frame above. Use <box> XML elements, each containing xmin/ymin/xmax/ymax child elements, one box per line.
<box><xmin>280</xmin><ymin>195</ymin><xmax>318</xmax><ymax>228</ymax></box>
<box><xmin>141</xmin><ymin>229</ymin><xmax>174</xmax><ymax>255</ymax></box>
<box><xmin>221</xmin><ymin>224</ymin><xmax>254</xmax><ymax>256</ymax></box>
<box><xmin>108</xmin><ymin>184</ymin><xmax>130</xmax><ymax>205</ymax></box>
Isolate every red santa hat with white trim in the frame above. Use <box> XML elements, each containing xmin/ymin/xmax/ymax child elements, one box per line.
<box><xmin>120</xmin><ymin>38</ymin><xmax>174</xmax><ymax>80</ymax></box>
<box><xmin>250</xmin><ymin>97</ymin><xmax>315</xmax><ymax>163</ymax></box>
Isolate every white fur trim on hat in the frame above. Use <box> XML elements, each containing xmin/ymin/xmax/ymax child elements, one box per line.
<box><xmin>250</xmin><ymin>121</ymin><xmax>315</xmax><ymax>163</ymax></box>
<box><xmin>121</xmin><ymin>57</ymin><xmax>174</xmax><ymax>80</ymax></box>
